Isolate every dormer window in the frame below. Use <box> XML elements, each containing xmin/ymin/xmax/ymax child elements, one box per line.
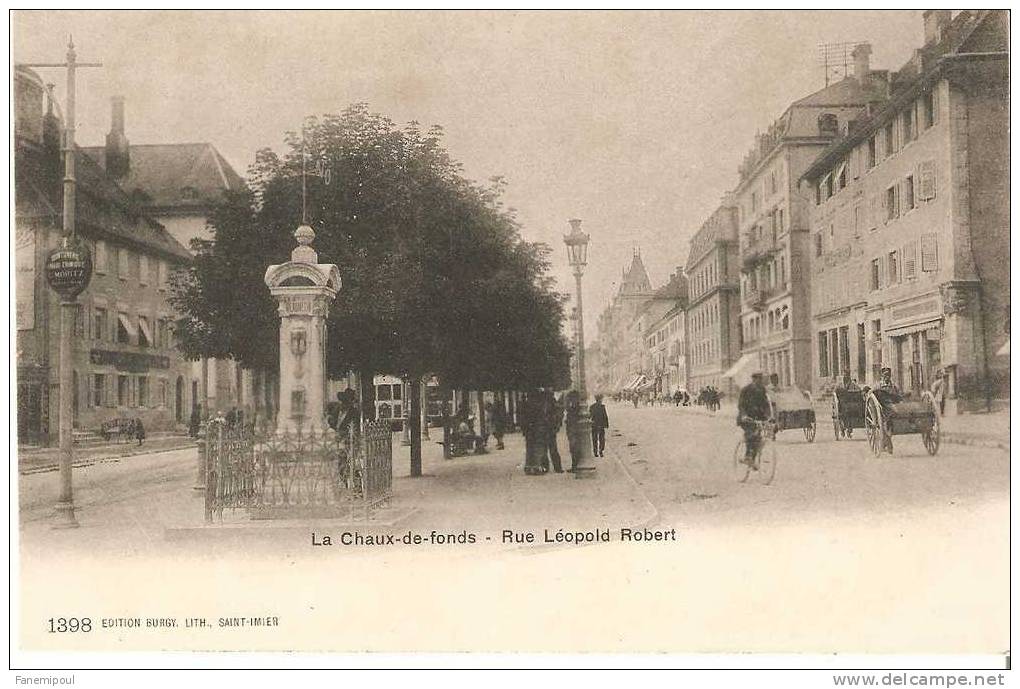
<box><xmin>818</xmin><ymin>113</ymin><xmax>839</xmax><ymax>136</ymax></box>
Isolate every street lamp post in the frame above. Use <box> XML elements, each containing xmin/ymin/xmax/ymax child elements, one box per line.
<box><xmin>22</xmin><ymin>39</ymin><xmax>102</xmax><ymax>529</ymax></box>
<box><xmin>564</xmin><ymin>219</ymin><xmax>596</xmax><ymax>478</ymax></box>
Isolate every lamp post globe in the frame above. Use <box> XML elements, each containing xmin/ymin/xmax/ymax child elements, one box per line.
<box><xmin>563</xmin><ymin>219</ymin><xmax>596</xmax><ymax>477</ymax></box>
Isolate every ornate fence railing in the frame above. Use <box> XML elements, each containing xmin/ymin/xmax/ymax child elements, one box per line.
<box><xmin>203</xmin><ymin>419</ymin><xmax>393</xmax><ymax>523</ymax></box>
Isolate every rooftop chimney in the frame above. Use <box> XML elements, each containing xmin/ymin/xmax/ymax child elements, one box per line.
<box><xmin>105</xmin><ymin>96</ymin><xmax>130</xmax><ymax>179</ymax></box>
<box><xmin>852</xmin><ymin>42</ymin><xmax>872</xmax><ymax>80</ymax></box>
<box><xmin>923</xmin><ymin>9</ymin><xmax>951</xmax><ymax>46</ymax></box>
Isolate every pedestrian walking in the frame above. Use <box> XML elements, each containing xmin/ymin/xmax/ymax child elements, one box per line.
<box><xmin>930</xmin><ymin>369</ymin><xmax>947</xmax><ymax>415</ymax></box>
<box><xmin>563</xmin><ymin>390</ymin><xmax>582</xmax><ymax>471</ymax></box>
<box><xmin>520</xmin><ymin>390</ymin><xmax>547</xmax><ymax>475</ymax></box>
<box><xmin>134</xmin><ymin>417</ymin><xmax>146</xmax><ymax>446</ymax></box>
<box><xmin>188</xmin><ymin>405</ymin><xmax>201</xmax><ymax>438</ymax></box>
<box><xmin>589</xmin><ymin>393</ymin><xmax>609</xmax><ymax>457</ymax></box>
<box><xmin>542</xmin><ymin>390</ymin><xmax>564</xmax><ymax>473</ymax></box>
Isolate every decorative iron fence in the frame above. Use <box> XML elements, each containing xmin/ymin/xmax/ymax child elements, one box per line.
<box><xmin>203</xmin><ymin>419</ymin><xmax>393</xmax><ymax>523</ymax></box>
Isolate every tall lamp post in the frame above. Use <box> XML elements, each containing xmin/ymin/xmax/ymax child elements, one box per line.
<box><xmin>22</xmin><ymin>39</ymin><xmax>102</xmax><ymax>528</ymax></box>
<box><xmin>564</xmin><ymin>219</ymin><xmax>596</xmax><ymax>477</ymax></box>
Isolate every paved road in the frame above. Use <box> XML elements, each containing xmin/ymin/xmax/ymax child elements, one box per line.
<box><xmin>602</xmin><ymin>402</ymin><xmax>1008</xmax><ymax>527</ymax></box>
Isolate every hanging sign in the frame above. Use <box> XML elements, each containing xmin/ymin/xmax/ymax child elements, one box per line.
<box><xmin>45</xmin><ymin>239</ymin><xmax>93</xmax><ymax>300</ymax></box>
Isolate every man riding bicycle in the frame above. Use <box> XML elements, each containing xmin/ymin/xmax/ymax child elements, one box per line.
<box><xmin>737</xmin><ymin>371</ymin><xmax>772</xmax><ymax>467</ymax></box>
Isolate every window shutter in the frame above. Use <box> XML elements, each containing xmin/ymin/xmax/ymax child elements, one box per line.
<box><xmin>932</xmin><ymin>87</ymin><xmax>940</xmax><ymax>124</ymax></box>
<box><xmin>903</xmin><ymin>241</ymin><xmax>917</xmax><ymax>280</ymax></box>
<box><xmin>921</xmin><ymin>234</ymin><xmax>938</xmax><ymax>272</ymax></box>
<box><xmin>919</xmin><ymin>160</ymin><xmax>937</xmax><ymax>201</ymax></box>
<box><xmin>106</xmin><ymin>377</ymin><xmax>115</xmax><ymax>408</ymax></box>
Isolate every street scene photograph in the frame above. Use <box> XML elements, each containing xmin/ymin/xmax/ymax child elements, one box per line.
<box><xmin>9</xmin><ymin>9</ymin><xmax>1011</xmax><ymax>670</ymax></box>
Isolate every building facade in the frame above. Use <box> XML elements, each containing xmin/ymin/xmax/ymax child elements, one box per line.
<box><xmin>592</xmin><ymin>250</ymin><xmax>655</xmax><ymax>394</ymax></box>
<box><xmin>685</xmin><ymin>198</ymin><xmax>741</xmax><ymax>395</ymax></box>
<box><xmin>642</xmin><ymin>270</ymin><xmax>689</xmax><ymax>397</ymax></box>
<box><xmin>735</xmin><ymin>54</ymin><xmax>888</xmax><ymax>391</ymax></box>
<box><xmin>803</xmin><ymin>10</ymin><xmax>1008</xmax><ymax>412</ymax></box>
<box><xmin>15</xmin><ymin>68</ymin><xmax>194</xmax><ymax>444</ymax></box>
<box><xmin>82</xmin><ymin>99</ymin><xmax>271</xmax><ymax>420</ymax></box>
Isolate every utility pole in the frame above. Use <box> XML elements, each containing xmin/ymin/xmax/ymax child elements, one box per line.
<box><xmin>22</xmin><ymin>38</ymin><xmax>102</xmax><ymax>529</ymax></box>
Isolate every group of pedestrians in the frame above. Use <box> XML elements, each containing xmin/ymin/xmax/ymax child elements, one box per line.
<box><xmin>519</xmin><ymin>389</ymin><xmax>610</xmax><ymax>475</ymax></box>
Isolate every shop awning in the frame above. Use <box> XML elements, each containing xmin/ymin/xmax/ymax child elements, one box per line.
<box><xmin>117</xmin><ymin>312</ymin><xmax>137</xmax><ymax>338</ymax></box>
<box><xmin>137</xmin><ymin>317</ymin><xmax>153</xmax><ymax>346</ymax></box>
<box><xmin>623</xmin><ymin>374</ymin><xmax>646</xmax><ymax>392</ymax></box>
<box><xmin>722</xmin><ymin>354</ymin><xmax>757</xmax><ymax>386</ymax></box>
<box><xmin>635</xmin><ymin>377</ymin><xmax>656</xmax><ymax>392</ymax></box>
<box><xmin>884</xmin><ymin>318</ymin><xmax>942</xmax><ymax>338</ymax></box>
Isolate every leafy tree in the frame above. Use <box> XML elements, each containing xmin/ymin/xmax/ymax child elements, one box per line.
<box><xmin>170</xmin><ymin>104</ymin><xmax>571</xmax><ymax>475</ymax></box>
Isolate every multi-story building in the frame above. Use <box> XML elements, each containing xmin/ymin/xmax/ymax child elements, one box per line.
<box><xmin>642</xmin><ymin>270</ymin><xmax>689</xmax><ymax>397</ymax></box>
<box><xmin>82</xmin><ymin>99</ymin><xmax>272</xmax><ymax>419</ymax></box>
<box><xmin>686</xmin><ymin>198</ymin><xmax>741</xmax><ymax>395</ymax></box>
<box><xmin>802</xmin><ymin>10</ymin><xmax>1008</xmax><ymax>412</ymax></box>
<box><xmin>15</xmin><ymin>67</ymin><xmax>194</xmax><ymax>444</ymax></box>
<box><xmin>734</xmin><ymin>49</ymin><xmax>889</xmax><ymax>391</ymax></box>
<box><xmin>593</xmin><ymin>250</ymin><xmax>655</xmax><ymax>393</ymax></box>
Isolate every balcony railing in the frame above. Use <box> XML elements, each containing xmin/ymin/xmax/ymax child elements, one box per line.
<box><xmin>741</xmin><ymin>233</ymin><xmax>778</xmax><ymax>269</ymax></box>
<box><xmin>743</xmin><ymin>287</ymin><xmax>771</xmax><ymax>311</ymax></box>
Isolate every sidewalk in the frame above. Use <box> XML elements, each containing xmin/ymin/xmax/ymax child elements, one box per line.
<box><xmin>158</xmin><ymin>428</ymin><xmax>658</xmax><ymax>548</ymax></box>
<box><xmin>18</xmin><ymin>433</ymin><xmax>198</xmax><ymax>475</ymax></box>
<box><xmin>937</xmin><ymin>408</ymin><xmax>1010</xmax><ymax>451</ymax></box>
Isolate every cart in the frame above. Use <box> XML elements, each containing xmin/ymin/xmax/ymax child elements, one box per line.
<box><xmin>769</xmin><ymin>389</ymin><xmax>817</xmax><ymax>442</ymax></box>
<box><xmin>831</xmin><ymin>388</ymin><xmax>867</xmax><ymax>440</ymax></box>
<box><xmin>863</xmin><ymin>390</ymin><xmax>940</xmax><ymax>457</ymax></box>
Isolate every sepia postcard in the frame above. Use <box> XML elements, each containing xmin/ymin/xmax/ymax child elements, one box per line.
<box><xmin>9</xmin><ymin>9</ymin><xmax>1011</xmax><ymax>674</ymax></box>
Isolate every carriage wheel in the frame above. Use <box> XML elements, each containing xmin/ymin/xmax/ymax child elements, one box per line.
<box><xmin>732</xmin><ymin>439</ymin><xmax>750</xmax><ymax>483</ymax></box>
<box><xmin>805</xmin><ymin>421</ymin><xmax>817</xmax><ymax>443</ymax></box>
<box><xmin>864</xmin><ymin>394</ymin><xmax>884</xmax><ymax>457</ymax></box>
<box><xmin>921</xmin><ymin>392</ymin><xmax>941</xmax><ymax>456</ymax></box>
<box><xmin>757</xmin><ymin>438</ymin><xmax>778</xmax><ymax>485</ymax></box>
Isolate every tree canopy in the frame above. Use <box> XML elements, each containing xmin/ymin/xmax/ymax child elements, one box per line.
<box><xmin>170</xmin><ymin>103</ymin><xmax>572</xmax><ymax>391</ymax></box>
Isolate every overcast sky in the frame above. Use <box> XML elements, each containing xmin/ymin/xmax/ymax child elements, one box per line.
<box><xmin>14</xmin><ymin>10</ymin><xmax>924</xmax><ymax>342</ymax></box>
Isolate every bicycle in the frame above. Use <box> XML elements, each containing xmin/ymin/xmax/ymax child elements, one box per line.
<box><xmin>732</xmin><ymin>418</ymin><xmax>777</xmax><ymax>485</ymax></box>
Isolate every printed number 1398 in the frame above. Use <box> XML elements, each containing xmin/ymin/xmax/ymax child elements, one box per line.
<box><xmin>48</xmin><ymin>617</ymin><xmax>92</xmax><ymax>633</ymax></box>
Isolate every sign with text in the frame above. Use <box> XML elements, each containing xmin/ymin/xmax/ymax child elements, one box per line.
<box><xmin>45</xmin><ymin>240</ymin><xmax>93</xmax><ymax>300</ymax></box>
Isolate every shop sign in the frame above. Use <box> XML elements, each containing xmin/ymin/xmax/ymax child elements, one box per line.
<box><xmin>89</xmin><ymin>349</ymin><xmax>170</xmax><ymax>372</ymax></box>
<box><xmin>45</xmin><ymin>239</ymin><xmax>93</xmax><ymax>300</ymax></box>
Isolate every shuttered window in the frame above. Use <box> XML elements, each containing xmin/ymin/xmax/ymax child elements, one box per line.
<box><xmin>902</xmin><ymin>240</ymin><xmax>917</xmax><ymax>280</ymax></box>
<box><xmin>921</xmin><ymin>234</ymin><xmax>938</xmax><ymax>272</ymax></box>
<box><xmin>918</xmin><ymin>160</ymin><xmax>937</xmax><ymax>201</ymax></box>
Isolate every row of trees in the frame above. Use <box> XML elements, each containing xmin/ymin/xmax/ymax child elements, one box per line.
<box><xmin>169</xmin><ymin>104</ymin><xmax>572</xmax><ymax>474</ymax></box>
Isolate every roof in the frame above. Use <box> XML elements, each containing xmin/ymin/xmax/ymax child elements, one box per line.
<box><xmin>618</xmin><ymin>251</ymin><xmax>653</xmax><ymax>296</ymax></box>
<box><xmin>82</xmin><ymin>142</ymin><xmax>246</xmax><ymax>212</ymax></box>
<box><xmin>15</xmin><ymin>142</ymin><xmax>192</xmax><ymax>262</ymax></box>
<box><xmin>686</xmin><ymin>203</ymin><xmax>738</xmax><ymax>270</ymax></box>
<box><xmin>801</xmin><ymin>10</ymin><xmax>1005</xmax><ymax>183</ymax></box>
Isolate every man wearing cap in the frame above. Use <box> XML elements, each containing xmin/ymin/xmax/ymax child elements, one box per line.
<box><xmin>874</xmin><ymin>367</ymin><xmax>902</xmax><ymax>453</ymax></box>
<box><xmin>737</xmin><ymin>372</ymin><xmax>772</xmax><ymax>466</ymax></box>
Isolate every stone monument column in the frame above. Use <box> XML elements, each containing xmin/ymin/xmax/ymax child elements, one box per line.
<box><xmin>264</xmin><ymin>225</ymin><xmax>341</xmax><ymax>435</ymax></box>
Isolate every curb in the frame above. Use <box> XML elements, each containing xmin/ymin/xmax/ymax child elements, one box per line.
<box><xmin>939</xmin><ymin>433</ymin><xmax>1009</xmax><ymax>452</ymax></box>
<box><xmin>18</xmin><ymin>443</ymin><xmax>198</xmax><ymax>476</ymax></box>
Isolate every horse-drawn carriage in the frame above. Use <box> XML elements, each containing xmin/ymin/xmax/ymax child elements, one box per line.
<box><xmin>831</xmin><ymin>388</ymin><xmax>867</xmax><ymax>439</ymax></box>
<box><xmin>769</xmin><ymin>389</ymin><xmax>817</xmax><ymax>442</ymax></box>
<box><xmin>863</xmin><ymin>389</ymin><xmax>940</xmax><ymax>457</ymax></box>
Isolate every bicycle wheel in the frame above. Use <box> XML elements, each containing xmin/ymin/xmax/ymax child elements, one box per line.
<box><xmin>921</xmin><ymin>392</ymin><xmax>941</xmax><ymax>456</ymax></box>
<box><xmin>754</xmin><ymin>436</ymin><xmax>776</xmax><ymax>485</ymax></box>
<box><xmin>732</xmin><ymin>439</ymin><xmax>750</xmax><ymax>483</ymax></box>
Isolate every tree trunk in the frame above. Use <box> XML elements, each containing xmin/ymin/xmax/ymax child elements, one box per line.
<box><xmin>409</xmin><ymin>380</ymin><xmax>422</xmax><ymax>477</ymax></box>
<box><xmin>359</xmin><ymin>368</ymin><xmax>377</xmax><ymax>422</ymax></box>
<box><xmin>477</xmin><ymin>390</ymin><xmax>486</xmax><ymax>436</ymax></box>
